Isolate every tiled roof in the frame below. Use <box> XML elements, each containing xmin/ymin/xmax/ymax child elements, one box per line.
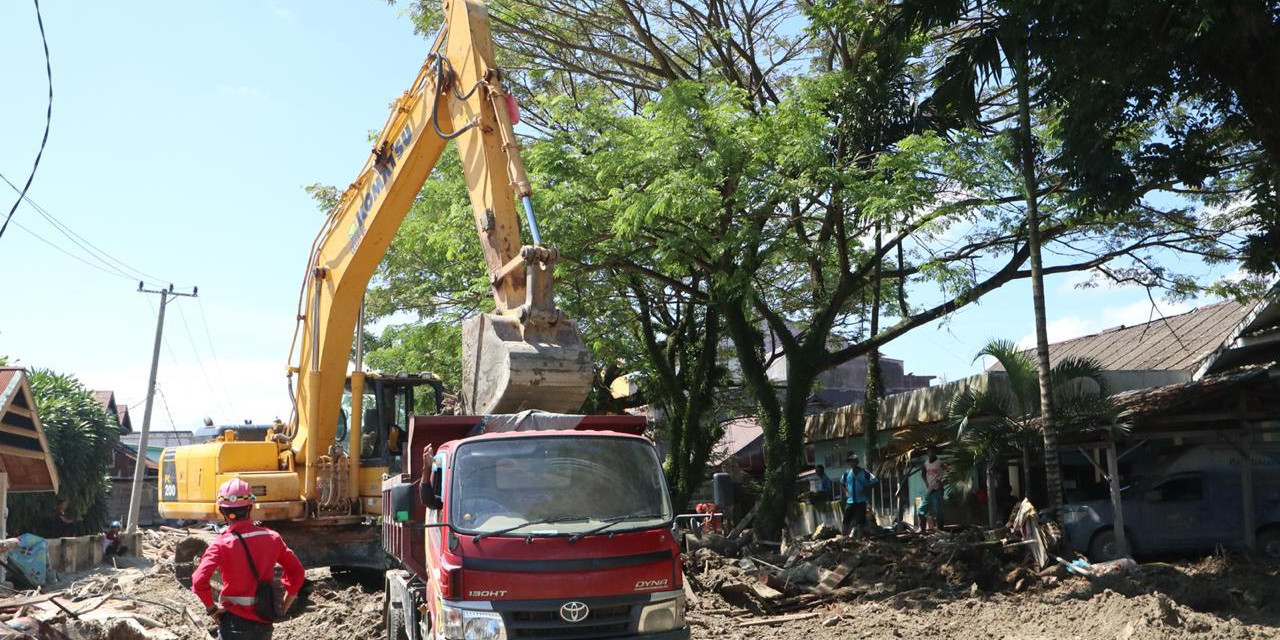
<box><xmin>1001</xmin><ymin>299</ymin><xmax>1253</xmax><ymax>373</ymax></box>
<box><xmin>92</xmin><ymin>390</ymin><xmax>116</xmax><ymax>412</ymax></box>
<box><xmin>0</xmin><ymin>367</ymin><xmax>18</xmax><ymax>392</ymax></box>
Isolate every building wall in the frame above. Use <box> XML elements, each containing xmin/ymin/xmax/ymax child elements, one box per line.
<box><xmin>108</xmin><ymin>479</ymin><xmax>159</xmax><ymax>526</ymax></box>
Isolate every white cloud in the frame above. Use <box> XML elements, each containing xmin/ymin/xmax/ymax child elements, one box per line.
<box><xmin>1055</xmin><ymin>269</ymin><xmax>1099</xmax><ymax>294</ymax></box>
<box><xmin>1100</xmin><ymin>298</ymin><xmax>1194</xmax><ymax>329</ymax></box>
<box><xmin>273</xmin><ymin>7</ymin><xmax>297</xmax><ymax>24</ymax></box>
<box><xmin>1012</xmin><ymin>297</ymin><xmax>1197</xmax><ymax>352</ymax></box>
<box><xmin>78</xmin><ymin>358</ymin><xmax>291</xmax><ymax>431</ymax></box>
<box><xmin>1015</xmin><ymin>316</ymin><xmax>1093</xmax><ymax>350</ymax></box>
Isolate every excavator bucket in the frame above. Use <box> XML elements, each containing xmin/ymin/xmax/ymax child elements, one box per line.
<box><xmin>461</xmin><ymin>312</ymin><xmax>594</xmax><ymax>414</ymax></box>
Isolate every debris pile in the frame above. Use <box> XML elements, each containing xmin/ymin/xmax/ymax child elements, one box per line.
<box><xmin>1</xmin><ymin>528</ymin><xmax>385</xmax><ymax>640</ymax></box>
<box><xmin>685</xmin><ymin>525</ymin><xmax>1049</xmax><ymax>621</ymax></box>
<box><xmin>681</xmin><ymin>502</ymin><xmax>1280</xmax><ymax>638</ymax></box>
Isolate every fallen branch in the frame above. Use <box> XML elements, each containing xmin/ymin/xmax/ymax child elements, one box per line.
<box><xmin>738</xmin><ymin>612</ymin><xmax>820</xmax><ymax>627</ymax></box>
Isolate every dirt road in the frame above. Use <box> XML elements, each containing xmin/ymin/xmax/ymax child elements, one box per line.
<box><xmin>5</xmin><ymin>529</ymin><xmax>1279</xmax><ymax>640</ymax></box>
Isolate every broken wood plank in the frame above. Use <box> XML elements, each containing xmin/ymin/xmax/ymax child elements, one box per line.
<box><xmin>749</xmin><ymin>582</ymin><xmax>784</xmax><ymax>601</ymax></box>
<box><xmin>0</xmin><ymin>591</ymin><xmax>63</xmax><ymax>610</ymax></box>
<box><xmin>681</xmin><ymin>571</ymin><xmax>700</xmax><ymax>607</ymax></box>
<box><xmin>727</xmin><ymin>503</ymin><xmax>759</xmax><ymax>541</ymax></box>
<box><xmin>738</xmin><ymin>612</ymin><xmax>821</xmax><ymax>627</ymax></box>
<box><xmin>182</xmin><ymin>605</ymin><xmax>209</xmax><ymax>638</ymax></box>
<box><xmin>812</xmin><ymin>556</ymin><xmax>859</xmax><ymax>596</ymax></box>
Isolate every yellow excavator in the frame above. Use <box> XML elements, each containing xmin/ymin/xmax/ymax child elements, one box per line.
<box><xmin>157</xmin><ymin>0</ymin><xmax>593</xmax><ymax>569</ymax></box>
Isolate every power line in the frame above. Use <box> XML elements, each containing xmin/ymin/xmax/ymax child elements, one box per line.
<box><xmin>8</xmin><ymin>216</ymin><xmax>142</xmax><ymax>281</ymax></box>
<box><xmin>145</xmin><ymin>294</ymin><xmax>202</xmax><ymax>418</ymax></box>
<box><xmin>196</xmin><ymin>297</ymin><xmax>238</xmax><ymax>412</ymax></box>
<box><xmin>0</xmin><ymin>171</ymin><xmax>168</xmax><ymax>285</ymax></box>
<box><xmin>155</xmin><ymin>384</ymin><xmax>178</xmax><ymax>430</ymax></box>
<box><xmin>174</xmin><ymin>298</ymin><xmax>235</xmax><ymax>419</ymax></box>
<box><xmin>1</xmin><ymin>0</ymin><xmax>53</xmax><ymax>242</ymax></box>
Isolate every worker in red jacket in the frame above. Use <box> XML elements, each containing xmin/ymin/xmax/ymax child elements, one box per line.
<box><xmin>192</xmin><ymin>479</ymin><xmax>305</xmax><ymax>640</ymax></box>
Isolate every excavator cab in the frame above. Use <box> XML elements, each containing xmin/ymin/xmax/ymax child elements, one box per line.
<box><xmin>338</xmin><ymin>373</ymin><xmax>444</xmax><ymax>482</ymax></box>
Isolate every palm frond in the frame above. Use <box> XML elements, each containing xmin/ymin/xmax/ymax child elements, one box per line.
<box><xmin>976</xmin><ymin>339</ymin><xmax>1038</xmax><ymax>414</ymax></box>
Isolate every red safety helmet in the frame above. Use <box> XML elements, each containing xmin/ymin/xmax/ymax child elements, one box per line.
<box><xmin>215</xmin><ymin>478</ymin><xmax>255</xmax><ymax>509</ymax></box>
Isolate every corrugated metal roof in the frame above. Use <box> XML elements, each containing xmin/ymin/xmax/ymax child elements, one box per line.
<box><xmin>719</xmin><ymin>418</ymin><xmax>763</xmax><ymax>457</ymax></box>
<box><xmin>998</xmin><ymin>300</ymin><xmax>1252</xmax><ymax>373</ymax></box>
<box><xmin>1196</xmin><ymin>286</ymin><xmax>1280</xmax><ymax>377</ymax></box>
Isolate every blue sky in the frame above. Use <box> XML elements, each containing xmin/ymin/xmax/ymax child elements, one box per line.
<box><xmin>0</xmin><ymin>1</ymin><xmax>1233</xmax><ymax>429</ymax></box>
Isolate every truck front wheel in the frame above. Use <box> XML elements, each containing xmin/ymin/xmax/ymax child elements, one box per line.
<box><xmin>386</xmin><ymin>598</ymin><xmax>409</xmax><ymax>640</ymax></box>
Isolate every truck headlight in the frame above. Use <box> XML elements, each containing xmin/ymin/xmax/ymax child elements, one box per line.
<box><xmin>441</xmin><ymin>603</ymin><xmax>505</xmax><ymax>640</ymax></box>
<box><xmin>637</xmin><ymin>596</ymin><xmax>685</xmax><ymax>634</ymax></box>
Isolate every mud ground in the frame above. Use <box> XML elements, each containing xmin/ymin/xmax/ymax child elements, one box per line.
<box><xmin>4</xmin><ymin>529</ymin><xmax>1279</xmax><ymax>640</ymax></box>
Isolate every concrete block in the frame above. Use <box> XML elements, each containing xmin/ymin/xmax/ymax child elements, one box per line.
<box><xmin>46</xmin><ymin>534</ymin><xmax>104</xmax><ymax>573</ymax></box>
<box><xmin>118</xmin><ymin>531</ymin><xmax>141</xmax><ymax>557</ymax></box>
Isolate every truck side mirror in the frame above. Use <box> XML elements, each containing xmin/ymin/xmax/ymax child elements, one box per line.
<box><xmin>420</xmin><ymin>466</ymin><xmax>444</xmax><ymax>510</ymax></box>
<box><xmin>389</xmin><ymin>483</ymin><xmax>415</xmax><ymax>522</ymax></box>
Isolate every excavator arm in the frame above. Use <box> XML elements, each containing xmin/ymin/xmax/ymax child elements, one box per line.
<box><xmin>157</xmin><ymin>0</ymin><xmax>590</xmax><ymax>565</ymax></box>
<box><xmin>289</xmin><ymin>0</ymin><xmax>592</xmax><ymax>504</ymax></box>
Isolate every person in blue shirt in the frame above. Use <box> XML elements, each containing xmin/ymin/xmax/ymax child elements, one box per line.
<box><xmin>810</xmin><ymin>465</ymin><xmax>834</xmax><ymax>503</ymax></box>
<box><xmin>840</xmin><ymin>454</ymin><xmax>879</xmax><ymax>537</ymax></box>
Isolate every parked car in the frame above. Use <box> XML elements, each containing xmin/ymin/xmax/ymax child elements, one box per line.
<box><xmin>1061</xmin><ymin>444</ymin><xmax>1280</xmax><ymax>560</ymax></box>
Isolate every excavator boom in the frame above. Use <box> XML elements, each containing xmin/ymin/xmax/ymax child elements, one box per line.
<box><xmin>158</xmin><ymin>0</ymin><xmax>592</xmax><ymax>562</ymax></box>
<box><xmin>291</xmin><ymin>0</ymin><xmax>592</xmax><ymax>483</ymax></box>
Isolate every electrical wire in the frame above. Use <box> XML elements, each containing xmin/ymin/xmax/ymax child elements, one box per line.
<box><xmin>155</xmin><ymin>384</ymin><xmax>179</xmax><ymax>430</ymax></box>
<box><xmin>195</xmin><ymin>297</ymin><xmax>239</xmax><ymax>415</ymax></box>
<box><xmin>174</xmin><ymin>299</ymin><xmax>235</xmax><ymax>419</ymax></box>
<box><xmin>0</xmin><ymin>0</ymin><xmax>53</xmax><ymax>243</ymax></box>
<box><xmin>7</xmin><ymin>216</ymin><xmax>142</xmax><ymax>281</ymax></box>
<box><xmin>0</xmin><ymin>171</ymin><xmax>168</xmax><ymax>286</ymax></box>
<box><xmin>145</xmin><ymin>295</ymin><xmax>202</xmax><ymax>420</ymax></box>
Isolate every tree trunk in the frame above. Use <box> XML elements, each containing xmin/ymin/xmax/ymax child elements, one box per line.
<box><xmin>1015</xmin><ymin>41</ymin><xmax>1062</xmax><ymax>512</ymax></box>
<box><xmin>755</xmin><ymin>378</ymin><xmax>814</xmax><ymax>540</ymax></box>
<box><xmin>630</xmin><ymin>279</ymin><xmax>723</xmax><ymax>512</ymax></box>
<box><xmin>865</xmin><ymin>223</ymin><xmax>883</xmax><ymax>468</ymax></box>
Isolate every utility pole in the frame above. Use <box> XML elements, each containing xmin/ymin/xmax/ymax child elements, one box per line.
<box><xmin>127</xmin><ymin>282</ymin><xmax>197</xmax><ymax>534</ymax></box>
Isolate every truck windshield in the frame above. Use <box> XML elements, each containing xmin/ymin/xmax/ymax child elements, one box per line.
<box><xmin>450</xmin><ymin>436</ymin><xmax>672</xmax><ymax>536</ymax></box>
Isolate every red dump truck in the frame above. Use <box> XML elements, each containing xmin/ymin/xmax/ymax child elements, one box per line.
<box><xmin>381</xmin><ymin>413</ymin><xmax>689</xmax><ymax>640</ymax></box>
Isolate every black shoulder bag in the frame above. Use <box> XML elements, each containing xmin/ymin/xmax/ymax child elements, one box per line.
<box><xmin>231</xmin><ymin>532</ymin><xmax>284</xmax><ymax>622</ymax></box>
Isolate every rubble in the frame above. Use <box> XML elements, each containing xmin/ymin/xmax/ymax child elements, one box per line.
<box><xmin>3</xmin><ymin>517</ymin><xmax>1278</xmax><ymax>640</ymax></box>
<box><xmin>681</xmin><ymin>502</ymin><xmax>1280</xmax><ymax>639</ymax></box>
<box><xmin>0</xmin><ymin>528</ymin><xmax>385</xmax><ymax>640</ymax></box>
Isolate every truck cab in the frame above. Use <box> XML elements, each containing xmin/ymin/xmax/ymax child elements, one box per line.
<box><xmin>382</xmin><ymin>414</ymin><xmax>689</xmax><ymax>640</ymax></box>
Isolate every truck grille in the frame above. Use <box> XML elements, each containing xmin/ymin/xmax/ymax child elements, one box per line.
<box><xmin>503</xmin><ymin>603</ymin><xmax>633</xmax><ymax>640</ymax></box>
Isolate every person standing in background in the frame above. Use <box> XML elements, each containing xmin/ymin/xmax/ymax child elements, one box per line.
<box><xmin>920</xmin><ymin>444</ymin><xmax>948</xmax><ymax>532</ymax></box>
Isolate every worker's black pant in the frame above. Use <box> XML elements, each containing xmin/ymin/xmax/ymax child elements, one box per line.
<box><xmin>842</xmin><ymin>501</ymin><xmax>868</xmax><ymax>536</ymax></box>
<box><xmin>219</xmin><ymin>612</ymin><xmax>273</xmax><ymax>640</ymax></box>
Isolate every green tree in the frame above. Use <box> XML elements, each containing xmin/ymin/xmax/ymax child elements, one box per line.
<box><xmin>895</xmin><ymin>0</ymin><xmax>1276</xmax><ymax>509</ymax></box>
<box><xmin>899</xmin><ymin>0</ymin><xmax>1278</xmax><ymax>290</ymax></box>
<box><xmin>627</xmin><ymin>275</ymin><xmax>728</xmax><ymax>510</ymax></box>
<box><xmin>391</xmin><ymin>0</ymin><xmax>1258</xmax><ymax>539</ymax></box>
<box><xmin>9</xmin><ymin>369</ymin><xmax>118</xmax><ymax>537</ymax></box>
<box><xmin>944</xmin><ymin>340</ymin><xmax>1120</xmax><ymax>518</ymax></box>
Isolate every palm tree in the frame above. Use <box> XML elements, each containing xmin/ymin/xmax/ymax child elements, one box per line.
<box><xmin>945</xmin><ymin>339</ymin><xmax>1120</xmax><ymax>523</ymax></box>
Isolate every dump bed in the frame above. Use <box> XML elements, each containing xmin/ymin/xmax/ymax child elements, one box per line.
<box><xmin>404</xmin><ymin>413</ymin><xmax>647</xmax><ymax>480</ymax></box>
